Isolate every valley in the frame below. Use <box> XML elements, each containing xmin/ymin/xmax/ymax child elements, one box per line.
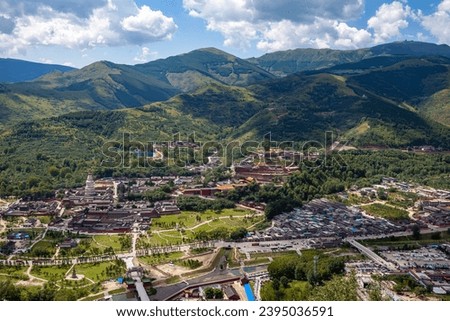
<box><xmin>0</xmin><ymin>41</ymin><xmax>449</xmax><ymax>302</ymax></box>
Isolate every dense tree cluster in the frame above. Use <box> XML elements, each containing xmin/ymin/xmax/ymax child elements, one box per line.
<box><xmin>267</xmin><ymin>251</ymin><xmax>345</xmax><ymax>286</ymax></box>
<box><xmin>229</xmin><ymin>227</ymin><xmax>248</xmax><ymax>240</ymax></box>
<box><xmin>261</xmin><ymin>251</ymin><xmax>356</xmax><ymax>301</ymax></box>
<box><xmin>204</xmin><ymin>287</ymin><xmax>224</xmax><ymax>300</ymax></box>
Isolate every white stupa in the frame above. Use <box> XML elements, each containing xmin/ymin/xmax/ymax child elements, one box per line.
<box><xmin>85</xmin><ymin>173</ymin><xmax>96</xmax><ymax>196</ymax></box>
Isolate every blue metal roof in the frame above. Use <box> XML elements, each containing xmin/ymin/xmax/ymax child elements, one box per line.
<box><xmin>244</xmin><ymin>283</ymin><xmax>255</xmax><ymax>301</ymax></box>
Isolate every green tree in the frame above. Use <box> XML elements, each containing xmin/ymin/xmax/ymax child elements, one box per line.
<box><xmin>368</xmin><ymin>283</ymin><xmax>384</xmax><ymax>301</ymax></box>
<box><xmin>272</xmin><ymin>279</ymin><xmax>280</xmax><ymax>291</ymax></box>
<box><xmin>229</xmin><ymin>227</ymin><xmax>248</xmax><ymax>240</ymax></box>
<box><xmin>412</xmin><ymin>225</ymin><xmax>421</xmax><ymax>240</ymax></box>
<box><xmin>48</xmin><ymin>166</ymin><xmax>60</xmax><ymax>177</ymax></box>
<box><xmin>280</xmin><ymin>276</ymin><xmax>290</xmax><ymax>288</ymax></box>
<box><xmin>311</xmin><ymin>274</ymin><xmax>358</xmax><ymax>301</ymax></box>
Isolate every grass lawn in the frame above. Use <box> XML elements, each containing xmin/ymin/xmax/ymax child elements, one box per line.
<box><xmin>179</xmin><ymin>248</ymin><xmax>226</xmax><ymax>278</ymax></box>
<box><xmin>80</xmin><ymin>293</ymin><xmax>106</xmax><ymax>301</ymax></box>
<box><xmin>190</xmin><ymin>247</ymin><xmax>213</xmax><ymax>255</ymax></box>
<box><xmin>151</xmin><ymin>209</ymin><xmax>254</xmax><ymax>231</ymax></box>
<box><xmin>140</xmin><ymin>232</ymin><xmax>179</xmax><ymax>247</ymax></box>
<box><xmin>249</xmin><ymin>251</ymin><xmax>297</xmax><ymax>259</ymax></box>
<box><xmin>165</xmin><ymin>275</ymin><xmax>181</xmax><ymax>284</ymax></box>
<box><xmin>244</xmin><ymin>257</ymin><xmax>270</xmax><ymax>266</ymax></box>
<box><xmin>0</xmin><ymin>265</ymin><xmax>29</xmax><ymax>281</ymax></box>
<box><xmin>31</xmin><ymin>265</ymin><xmax>70</xmax><ymax>280</ymax></box>
<box><xmin>138</xmin><ymin>252</ymin><xmax>184</xmax><ymax>266</ymax></box>
<box><xmin>144</xmin><ymin>210</ymin><xmax>262</xmax><ymax>246</ymax></box>
<box><xmin>109</xmin><ymin>288</ymin><xmax>127</xmax><ymax>295</ymax></box>
<box><xmin>159</xmin><ymin>230</ymin><xmax>184</xmax><ymax>240</ymax></box>
<box><xmin>175</xmin><ymin>258</ymin><xmax>203</xmax><ymax>270</ymax></box>
<box><xmin>75</xmin><ymin>261</ymin><xmax>126</xmax><ymax>282</ymax></box>
<box><xmin>27</xmin><ymin>240</ymin><xmax>57</xmax><ymax>257</ymax></box>
<box><xmin>362</xmin><ymin>203</ymin><xmax>409</xmax><ymax>221</ymax></box>
<box><xmin>92</xmin><ymin>235</ymin><xmax>131</xmax><ymax>252</ymax></box>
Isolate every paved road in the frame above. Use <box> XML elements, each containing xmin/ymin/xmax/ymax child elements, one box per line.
<box><xmin>121</xmin><ymin>232</ymin><xmax>150</xmax><ymax>301</ymax></box>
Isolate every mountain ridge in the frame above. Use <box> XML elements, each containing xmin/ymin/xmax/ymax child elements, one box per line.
<box><xmin>0</xmin><ymin>40</ymin><xmax>449</xmax><ymax>136</ymax></box>
<box><xmin>248</xmin><ymin>41</ymin><xmax>450</xmax><ymax>76</ymax></box>
<box><xmin>0</xmin><ymin>58</ymin><xmax>76</xmax><ymax>83</ymax></box>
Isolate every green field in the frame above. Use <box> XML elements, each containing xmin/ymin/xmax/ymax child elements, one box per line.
<box><xmin>140</xmin><ymin>209</ymin><xmax>263</xmax><ymax>246</ymax></box>
<box><xmin>31</xmin><ymin>265</ymin><xmax>70</xmax><ymax>281</ymax></box>
<box><xmin>190</xmin><ymin>247</ymin><xmax>213</xmax><ymax>255</ymax></box>
<box><xmin>362</xmin><ymin>203</ymin><xmax>409</xmax><ymax>220</ymax></box>
<box><xmin>139</xmin><ymin>231</ymin><xmax>189</xmax><ymax>247</ymax></box>
<box><xmin>92</xmin><ymin>235</ymin><xmax>131</xmax><ymax>252</ymax></box>
<box><xmin>75</xmin><ymin>261</ymin><xmax>126</xmax><ymax>282</ymax></box>
<box><xmin>243</xmin><ymin>257</ymin><xmax>270</xmax><ymax>266</ymax></box>
<box><xmin>27</xmin><ymin>240</ymin><xmax>57</xmax><ymax>257</ymax></box>
<box><xmin>175</xmin><ymin>258</ymin><xmax>203</xmax><ymax>270</ymax></box>
<box><xmin>151</xmin><ymin>209</ymin><xmax>255</xmax><ymax>231</ymax></box>
<box><xmin>249</xmin><ymin>251</ymin><xmax>297</xmax><ymax>259</ymax></box>
<box><xmin>0</xmin><ymin>265</ymin><xmax>29</xmax><ymax>282</ymax></box>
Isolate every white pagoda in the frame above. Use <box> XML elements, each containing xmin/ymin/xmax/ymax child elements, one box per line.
<box><xmin>85</xmin><ymin>173</ymin><xmax>96</xmax><ymax>196</ymax></box>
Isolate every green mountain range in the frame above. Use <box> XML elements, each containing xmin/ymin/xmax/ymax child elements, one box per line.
<box><xmin>248</xmin><ymin>40</ymin><xmax>450</xmax><ymax>76</ymax></box>
<box><xmin>0</xmin><ymin>41</ymin><xmax>449</xmax><ymax>196</ymax></box>
<box><xmin>0</xmin><ymin>48</ymin><xmax>276</xmax><ymax>127</ymax></box>
<box><xmin>134</xmin><ymin>47</ymin><xmax>276</xmax><ymax>91</ymax></box>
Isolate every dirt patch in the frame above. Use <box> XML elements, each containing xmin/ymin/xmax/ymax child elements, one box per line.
<box><xmin>156</xmin><ymin>252</ymin><xmax>217</xmax><ymax>276</ymax></box>
<box><xmin>16</xmin><ymin>279</ymin><xmax>45</xmax><ymax>287</ymax></box>
<box><xmin>158</xmin><ymin>263</ymin><xmax>190</xmax><ymax>276</ymax></box>
<box><xmin>187</xmin><ymin>252</ymin><xmax>216</xmax><ymax>266</ymax></box>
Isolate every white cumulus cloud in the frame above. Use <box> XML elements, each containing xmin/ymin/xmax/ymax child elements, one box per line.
<box><xmin>257</xmin><ymin>19</ymin><xmax>372</xmax><ymax>52</ymax></box>
<box><xmin>367</xmin><ymin>1</ymin><xmax>412</xmax><ymax>43</ymax></box>
<box><xmin>184</xmin><ymin>0</ymin><xmax>373</xmax><ymax>51</ymax></box>
<box><xmin>134</xmin><ymin>47</ymin><xmax>158</xmax><ymax>63</ymax></box>
<box><xmin>0</xmin><ymin>0</ymin><xmax>177</xmax><ymax>55</ymax></box>
<box><xmin>121</xmin><ymin>5</ymin><xmax>177</xmax><ymax>40</ymax></box>
<box><xmin>421</xmin><ymin>0</ymin><xmax>450</xmax><ymax>44</ymax></box>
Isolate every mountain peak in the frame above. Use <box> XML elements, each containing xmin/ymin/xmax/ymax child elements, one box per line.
<box><xmin>371</xmin><ymin>41</ymin><xmax>450</xmax><ymax>57</ymax></box>
<box><xmin>194</xmin><ymin>47</ymin><xmax>232</xmax><ymax>55</ymax></box>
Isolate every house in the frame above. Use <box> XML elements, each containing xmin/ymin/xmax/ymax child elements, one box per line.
<box><xmin>223</xmin><ymin>285</ymin><xmax>240</xmax><ymax>301</ymax></box>
<box><xmin>233</xmin><ymin>165</ymin><xmax>298</xmax><ymax>183</ymax></box>
<box><xmin>181</xmin><ymin>188</ymin><xmax>218</xmax><ymax>197</ymax></box>
<box><xmin>155</xmin><ymin>202</ymin><xmax>181</xmax><ymax>215</ymax></box>
<box><xmin>140</xmin><ymin>209</ymin><xmax>160</xmax><ymax>220</ymax></box>
<box><xmin>382</xmin><ymin>177</ymin><xmax>397</xmax><ymax>184</ymax></box>
<box><xmin>59</xmin><ymin>239</ymin><xmax>78</xmax><ymax>249</ymax></box>
<box><xmin>23</xmin><ymin>218</ymin><xmax>40</xmax><ymax>228</ymax></box>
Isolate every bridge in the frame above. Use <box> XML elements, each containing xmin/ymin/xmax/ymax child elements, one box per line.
<box><xmin>134</xmin><ymin>278</ymin><xmax>150</xmax><ymax>301</ymax></box>
<box><xmin>348</xmin><ymin>239</ymin><xmax>397</xmax><ymax>271</ymax></box>
<box><xmin>122</xmin><ymin>256</ymin><xmax>150</xmax><ymax>301</ymax></box>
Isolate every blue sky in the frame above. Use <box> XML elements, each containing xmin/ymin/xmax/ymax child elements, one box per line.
<box><xmin>0</xmin><ymin>0</ymin><xmax>449</xmax><ymax>67</ymax></box>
